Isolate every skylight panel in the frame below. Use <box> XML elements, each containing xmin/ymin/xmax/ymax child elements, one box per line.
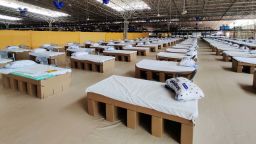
<box><xmin>0</xmin><ymin>0</ymin><xmax>69</xmax><ymax>18</ymax></box>
<box><xmin>96</xmin><ymin>0</ymin><xmax>151</xmax><ymax>12</ymax></box>
<box><xmin>0</xmin><ymin>14</ymin><xmax>21</xmax><ymax>21</ymax></box>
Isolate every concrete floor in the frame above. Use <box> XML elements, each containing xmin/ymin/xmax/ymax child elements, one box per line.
<box><xmin>0</xmin><ymin>40</ymin><xmax>255</xmax><ymax>144</ymax></box>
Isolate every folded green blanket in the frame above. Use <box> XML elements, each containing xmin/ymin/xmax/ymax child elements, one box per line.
<box><xmin>11</xmin><ymin>72</ymin><xmax>54</xmax><ymax>80</ymax></box>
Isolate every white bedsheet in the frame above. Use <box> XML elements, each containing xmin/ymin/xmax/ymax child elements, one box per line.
<box><xmin>166</xmin><ymin>48</ymin><xmax>188</xmax><ymax>53</ymax></box>
<box><xmin>0</xmin><ymin>64</ymin><xmax>71</xmax><ymax>76</ymax></box>
<box><xmin>157</xmin><ymin>52</ymin><xmax>187</xmax><ymax>59</ymax></box>
<box><xmin>123</xmin><ymin>47</ymin><xmax>150</xmax><ymax>51</ymax></box>
<box><xmin>29</xmin><ymin>51</ymin><xmax>64</xmax><ymax>58</ymax></box>
<box><xmin>71</xmin><ymin>54</ymin><xmax>115</xmax><ymax>63</ymax></box>
<box><xmin>67</xmin><ymin>48</ymin><xmax>95</xmax><ymax>53</ymax></box>
<box><xmin>233</xmin><ymin>57</ymin><xmax>256</xmax><ymax>64</ymax></box>
<box><xmin>0</xmin><ymin>58</ymin><xmax>12</xmax><ymax>64</ymax></box>
<box><xmin>4</xmin><ymin>48</ymin><xmax>30</xmax><ymax>53</ymax></box>
<box><xmin>103</xmin><ymin>50</ymin><xmax>137</xmax><ymax>54</ymax></box>
<box><xmin>223</xmin><ymin>51</ymin><xmax>256</xmax><ymax>58</ymax></box>
<box><xmin>86</xmin><ymin>75</ymin><xmax>198</xmax><ymax>121</ymax></box>
<box><xmin>136</xmin><ymin>59</ymin><xmax>195</xmax><ymax>72</ymax></box>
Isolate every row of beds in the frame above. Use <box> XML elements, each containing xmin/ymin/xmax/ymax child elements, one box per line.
<box><xmin>0</xmin><ymin>37</ymin><xmax>202</xmax><ymax>144</ymax></box>
<box><xmin>203</xmin><ymin>37</ymin><xmax>256</xmax><ymax>88</ymax></box>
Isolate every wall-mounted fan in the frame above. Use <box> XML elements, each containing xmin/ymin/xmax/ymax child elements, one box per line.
<box><xmin>53</xmin><ymin>0</ymin><xmax>64</xmax><ymax>9</ymax></box>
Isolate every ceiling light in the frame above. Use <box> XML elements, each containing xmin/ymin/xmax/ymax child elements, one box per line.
<box><xmin>0</xmin><ymin>14</ymin><xmax>21</xmax><ymax>21</ymax></box>
<box><xmin>0</xmin><ymin>0</ymin><xmax>69</xmax><ymax>17</ymax></box>
<box><xmin>96</xmin><ymin>0</ymin><xmax>150</xmax><ymax>12</ymax></box>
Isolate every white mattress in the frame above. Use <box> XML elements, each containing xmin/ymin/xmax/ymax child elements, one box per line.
<box><xmin>122</xmin><ymin>47</ymin><xmax>150</xmax><ymax>51</ymax></box>
<box><xmin>67</xmin><ymin>48</ymin><xmax>95</xmax><ymax>53</ymax></box>
<box><xmin>29</xmin><ymin>51</ymin><xmax>65</xmax><ymax>58</ymax></box>
<box><xmin>136</xmin><ymin>44</ymin><xmax>158</xmax><ymax>47</ymax></box>
<box><xmin>0</xmin><ymin>64</ymin><xmax>71</xmax><ymax>76</ymax></box>
<box><xmin>90</xmin><ymin>46</ymin><xmax>109</xmax><ymax>49</ymax></box>
<box><xmin>4</xmin><ymin>48</ymin><xmax>30</xmax><ymax>53</ymax></box>
<box><xmin>71</xmin><ymin>54</ymin><xmax>115</xmax><ymax>63</ymax></box>
<box><xmin>0</xmin><ymin>58</ymin><xmax>12</xmax><ymax>64</ymax></box>
<box><xmin>157</xmin><ymin>52</ymin><xmax>187</xmax><ymax>59</ymax></box>
<box><xmin>233</xmin><ymin>57</ymin><xmax>256</xmax><ymax>65</ymax></box>
<box><xmin>103</xmin><ymin>50</ymin><xmax>137</xmax><ymax>54</ymax></box>
<box><xmin>223</xmin><ymin>51</ymin><xmax>256</xmax><ymax>58</ymax></box>
<box><xmin>86</xmin><ymin>75</ymin><xmax>198</xmax><ymax>121</ymax></box>
<box><xmin>166</xmin><ymin>48</ymin><xmax>188</xmax><ymax>53</ymax></box>
<box><xmin>136</xmin><ymin>59</ymin><xmax>195</xmax><ymax>72</ymax></box>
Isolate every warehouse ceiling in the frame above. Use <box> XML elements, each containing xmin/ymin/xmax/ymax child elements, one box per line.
<box><xmin>0</xmin><ymin>0</ymin><xmax>255</xmax><ymax>30</ymax></box>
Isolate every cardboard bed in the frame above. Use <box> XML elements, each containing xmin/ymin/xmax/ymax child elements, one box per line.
<box><xmin>70</xmin><ymin>54</ymin><xmax>115</xmax><ymax>73</ymax></box>
<box><xmin>166</xmin><ymin>48</ymin><xmax>188</xmax><ymax>54</ymax></box>
<box><xmin>232</xmin><ymin>57</ymin><xmax>256</xmax><ymax>74</ymax></box>
<box><xmin>0</xmin><ymin>64</ymin><xmax>71</xmax><ymax>99</ymax></box>
<box><xmin>222</xmin><ymin>51</ymin><xmax>256</xmax><ymax>62</ymax></box>
<box><xmin>3</xmin><ymin>48</ymin><xmax>31</xmax><ymax>60</ymax></box>
<box><xmin>135</xmin><ymin>59</ymin><xmax>196</xmax><ymax>82</ymax></box>
<box><xmin>136</xmin><ymin>44</ymin><xmax>158</xmax><ymax>52</ymax></box>
<box><xmin>86</xmin><ymin>75</ymin><xmax>197</xmax><ymax>144</ymax></box>
<box><xmin>156</xmin><ymin>52</ymin><xmax>188</xmax><ymax>61</ymax></box>
<box><xmin>66</xmin><ymin>48</ymin><xmax>95</xmax><ymax>56</ymax></box>
<box><xmin>0</xmin><ymin>58</ymin><xmax>12</xmax><ymax>68</ymax></box>
<box><xmin>29</xmin><ymin>51</ymin><xmax>66</xmax><ymax>67</ymax></box>
<box><xmin>103</xmin><ymin>50</ymin><xmax>137</xmax><ymax>62</ymax></box>
<box><xmin>122</xmin><ymin>47</ymin><xmax>150</xmax><ymax>56</ymax></box>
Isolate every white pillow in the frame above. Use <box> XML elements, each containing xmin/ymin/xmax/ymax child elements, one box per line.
<box><xmin>92</xmin><ymin>43</ymin><xmax>99</xmax><ymax>47</ymax></box>
<box><xmin>42</xmin><ymin>44</ymin><xmax>51</xmax><ymax>48</ymax></box>
<box><xmin>33</xmin><ymin>48</ymin><xmax>47</xmax><ymax>53</ymax></box>
<box><xmin>108</xmin><ymin>42</ymin><xmax>114</xmax><ymax>45</ymax></box>
<box><xmin>120</xmin><ymin>41</ymin><xmax>125</xmax><ymax>44</ymax></box>
<box><xmin>145</xmin><ymin>41</ymin><xmax>151</xmax><ymax>45</ymax></box>
<box><xmin>106</xmin><ymin>47</ymin><xmax>115</xmax><ymax>51</ymax></box>
<box><xmin>186</xmin><ymin>50</ymin><xmax>197</xmax><ymax>57</ymax></box>
<box><xmin>69</xmin><ymin>45</ymin><xmax>79</xmax><ymax>49</ymax></box>
<box><xmin>5</xmin><ymin>60</ymin><xmax>36</xmax><ymax>69</ymax></box>
<box><xmin>85</xmin><ymin>41</ymin><xmax>91</xmax><ymax>44</ymax></box>
<box><xmin>125</xmin><ymin>45</ymin><xmax>133</xmax><ymax>49</ymax></box>
<box><xmin>137</xmin><ymin>42</ymin><xmax>143</xmax><ymax>45</ymax></box>
<box><xmin>179</xmin><ymin>57</ymin><xmax>196</xmax><ymax>67</ymax></box>
<box><xmin>72</xmin><ymin>52</ymin><xmax>89</xmax><ymax>57</ymax></box>
<box><xmin>166</xmin><ymin>77</ymin><xmax>204</xmax><ymax>101</ymax></box>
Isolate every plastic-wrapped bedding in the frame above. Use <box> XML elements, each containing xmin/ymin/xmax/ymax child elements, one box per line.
<box><xmin>29</xmin><ymin>51</ymin><xmax>65</xmax><ymax>58</ymax></box>
<box><xmin>136</xmin><ymin>59</ymin><xmax>195</xmax><ymax>72</ymax></box>
<box><xmin>223</xmin><ymin>51</ymin><xmax>256</xmax><ymax>58</ymax></box>
<box><xmin>71</xmin><ymin>54</ymin><xmax>115</xmax><ymax>63</ymax></box>
<box><xmin>103</xmin><ymin>50</ymin><xmax>137</xmax><ymax>54</ymax></box>
<box><xmin>166</xmin><ymin>48</ymin><xmax>188</xmax><ymax>53</ymax></box>
<box><xmin>157</xmin><ymin>52</ymin><xmax>188</xmax><ymax>59</ymax></box>
<box><xmin>86</xmin><ymin>75</ymin><xmax>198</xmax><ymax>121</ymax></box>
<box><xmin>233</xmin><ymin>57</ymin><xmax>256</xmax><ymax>64</ymax></box>
<box><xmin>0</xmin><ymin>63</ymin><xmax>71</xmax><ymax>80</ymax></box>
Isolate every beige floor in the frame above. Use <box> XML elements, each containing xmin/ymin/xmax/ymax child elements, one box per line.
<box><xmin>0</xmin><ymin>40</ymin><xmax>256</xmax><ymax>144</ymax></box>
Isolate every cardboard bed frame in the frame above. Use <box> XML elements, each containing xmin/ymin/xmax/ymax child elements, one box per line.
<box><xmin>135</xmin><ymin>66</ymin><xmax>195</xmax><ymax>82</ymax></box>
<box><xmin>29</xmin><ymin>54</ymin><xmax>66</xmax><ymax>67</ymax></box>
<box><xmin>124</xmin><ymin>48</ymin><xmax>150</xmax><ymax>56</ymax></box>
<box><xmin>70</xmin><ymin>58</ymin><xmax>115</xmax><ymax>73</ymax></box>
<box><xmin>103</xmin><ymin>52</ymin><xmax>137</xmax><ymax>62</ymax></box>
<box><xmin>8</xmin><ymin>51</ymin><xmax>30</xmax><ymax>60</ymax></box>
<box><xmin>137</xmin><ymin>45</ymin><xmax>158</xmax><ymax>52</ymax></box>
<box><xmin>253</xmin><ymin>71</ymin><xmax>256</xmax><ymax>88</ymax></box>
<box><xmin>2</xmin><ymin>72</ymin><xmax>71</xmax><ymax>99</ymax></box>
<box><xmin>232</xmin><ymin>58</ymin><xmax>256</xmax><ymax>74</ymax></box>
<box><xmin>222</xmin><ymin>53</ymin><xmax>232</xmax><ymax>62</ymax></box>
<box><xmin>156</xmin><ymin>55</ymin><xmax>182</xmax><ymax>62</ymax></box>
<box><xmin>87</xmin><ymin>92</ymin><xmax>194</xmax><ymax>144</ymax></box>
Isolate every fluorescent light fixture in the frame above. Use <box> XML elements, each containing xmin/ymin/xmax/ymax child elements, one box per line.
<box><xmin>0</xmin><ymin>14</ymin><xmax>21</xmax><ymax>21</ymax></box>
<box><xmin>0</xmin><ymin>0</ymin><xmax>69</xmax><ymax>17</ymax></box>
<box><xmin>96</xmin><ymin>0</ymin><xmax>150</xmax><ymax>12</ymax></box>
